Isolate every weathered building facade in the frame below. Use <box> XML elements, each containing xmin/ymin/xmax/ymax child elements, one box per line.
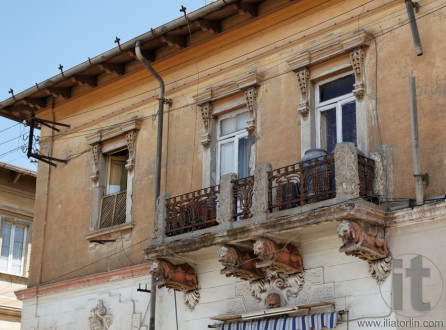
<box><xmin>0</xmin><ymin>162</ymin><xmax>35</xmax><ymax>329</ymax></box>
<box><xmin>1</xmin><ymin>0</ymin><xmax>445</xmax><ymax>329</ymax></box>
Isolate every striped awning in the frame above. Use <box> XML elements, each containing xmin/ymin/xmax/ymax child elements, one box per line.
<box><xmin>217</xmin><ymin>312</ymin><xmax>338</xmax><ymax>330</ymax></box>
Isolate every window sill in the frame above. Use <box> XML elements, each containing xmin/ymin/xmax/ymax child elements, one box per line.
<box><xmin>85</xmin><ymin>222</ymin><xmax>134</xmax><ymax>242</ymax></box>
<box><xmin>0</xmin><ymin>271</ymin><xmax>28</xmax><ymax>282</ymax></box>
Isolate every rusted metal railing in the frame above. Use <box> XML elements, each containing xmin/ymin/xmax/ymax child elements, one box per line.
<box><xmin>358</xmin><ymin>155</ymin><xmax>375</xmax><ymax>197</ymax></box>
<box><xmin>99</xmin><ymin>190</ymin><xmax>127</xmax><ymax>229</ymax></box>
<box><xmin>268</xmin><ymin>154</ymin><xmax>335</xmax><ymax>212</ymax></box>
<box><xmin>232</xmin><ymin>176</ymin><xmax>254</xmax><ymax>221</ymax></box>
<box><xmin>165</xmin><ymin>185</ymin><xmax>220</xmax><ymax>236</ymax></box>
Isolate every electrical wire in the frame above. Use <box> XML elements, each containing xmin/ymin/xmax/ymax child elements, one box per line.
<box><xmin>33</xmin><ymin>0</ymin><xmax>443</xmax><ymax>146</ymax></box>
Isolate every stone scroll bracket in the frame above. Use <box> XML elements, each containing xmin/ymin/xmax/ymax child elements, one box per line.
<box><xmin>150</xmin><ymin>259</ymin><xmax>200</xmax><ymax>311</ymax></box>
<box><xmin>349</xmin><ymin>47</ymin><xmax>366</xmax><ymax>100</ymax></box>
<box><xmin>295</xmin><ymin>68</ymin><xmax>310</xmax><ymax>118</ymax></box>
<box><xmin>199</xmin><ymin>103</ymin><xmax>213</xmax><ymax>148</ymax></box>
<box><xmin>90</xmin><ymin>143</ymin><xmax>102</xmax><ymax>183</ymax></box>
<box><xmin>89</xmin><ymin>299</ymin><xmax>113</xmax><ymax>330</ymax></box>
<box><xmin>244</xmin><ymin>87</ymin><xmax>258</xmax><ymax>133</ymax></box>
<box><xmin>217</xmin><ymin>239</ymin><xmax>305</xmax><ymax>302</ymax></box>
<box><xmin>125</xmin><ymin>130</ymin><xmax>137</xmax><ymax>171</ymax></box>
<box><xmin>337</xmin><ymin>219</ymin><xmax>391</xmax><ymax>284</ymax></box>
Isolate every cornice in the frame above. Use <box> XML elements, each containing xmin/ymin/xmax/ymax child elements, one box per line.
<box><xmin>15</xmin><ymin>262</ymin><xmax>151</xmax><ymax>301</ymax></box>
<box><xmin>85</xmin><ymin>119</ymin><xmax>142</xmax><ymax>146</ymax></box>
<box><xmin>194</xmin><ymin>71</ymin><xmax>263</xmax><ymax>106</ymax></box>
<box><xmin>287</xmin><ymin>30</ymin><xmax>371</xmax><ymax>72</ymax></box>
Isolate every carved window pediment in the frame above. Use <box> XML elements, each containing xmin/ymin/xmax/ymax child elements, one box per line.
<box><xmin>194</xmin><ymin>72</ymin><xmax>263</xmax><ymax>147</ymax></box>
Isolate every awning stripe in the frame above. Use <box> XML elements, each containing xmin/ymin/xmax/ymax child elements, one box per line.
<box><xmin>217</xmin><ymin>312</ymin><xmax>337</xmax><ymax>330</ymax></box>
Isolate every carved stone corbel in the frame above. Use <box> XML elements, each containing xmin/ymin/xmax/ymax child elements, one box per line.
<box><xmin>296</xmin><ymin>68</ymin><xmax>310</xmax><ymax>117</ymax></box>
<box><xmin>89</xmin><ymin>300</ymin><xmax>112</xmax><ymax>330</ymax></box>
<box><xmin>244</xmin><ymin>87</ymin><xmax>257</xmax><ymax>133</ymax></box>
<box><xmin>337</xmin><ymin>220</ymin><xmax>391</xmax><ymax>283</ymax></box>
<box><xmin>217</xmin><ymin>245</ymin><xmax>263</xmax><ymax>281</ymax></box>
<box><xmin>253</xmin><ymin>238</ymin><xmax>303</xmax><ymax>274</ymax></box>
<box><xmin>350</xmin><ymin>48</ymin><xmax>366</xmax><ymax>99</ymax></box>
<box><xmin>200</xmin><ymin>103</ymin><xmax>213</xmax><ymax>148</ymax></box>
<box><xmin>125</xmin><ymin>130</ymin><xmax>137</xmax><ymax>171</ymax></box>
<box><xmin>150</xmin><ymin>259</ymin><xmax>200</xmax><ymax>310</ymax></box>
<box><xmin>90</xmin><ymin>144</ymin><xmax>101</xmax><ymax>182</ymax></box>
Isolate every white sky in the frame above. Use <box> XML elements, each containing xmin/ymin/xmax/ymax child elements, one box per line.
<box><xmin>0</xmin><ymin>0</ymin><xmax>210</xmax><ymax>169</ymax></box>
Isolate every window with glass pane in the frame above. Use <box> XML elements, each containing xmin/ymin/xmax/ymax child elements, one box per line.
<box><xmin>217</xmin><ymin>112</ymin><xmax>249</xmax><ymax>181</ymax></box>
<box><xmin>0</xmin><ymin>223</ymin><xmax>26</xmax><ymax>275</ymax></box>
<box><xmin>106</xmin><ymin>151</ymin><xmax>128</xmax><ymax>195</ymax></box>
<box><xmin>317</xmin><ymin>74</ymin><xmax>356</xmax><ymax>153</ymax></box>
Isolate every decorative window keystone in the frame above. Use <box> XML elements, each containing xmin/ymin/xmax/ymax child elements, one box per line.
<box><xmin>89</xmin><ymin>300</ymin><xmax>112</xmax><ymax>330</ymax></box>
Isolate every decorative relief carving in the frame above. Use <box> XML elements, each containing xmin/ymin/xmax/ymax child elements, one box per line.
<box><xmin>337</xmin><ymin>220</ymin><xmax>392</xmax><ymax>283</ymax></box>
<box><xmin>350</xmin><ymin>48</ymin><xmax>366</xmax><ymax>99</ymax></box>
<box><xmin>337</xmin><ymin>220</ymin><xmax>389</xmax><ymax>260</ymax></box>
<box><xmin>248</xmin><ymin>269</ymin><xmax>305</xmax><ymax>301</ymax></box>
<box><xmin>184</xmin><ymin>289</ymin><xmax>200</xmax><ymax>311</ymax></box>
<box><xmin>368</xmin><ymin>255</ymin><xmax>392</xmax><ymax>284</ymax></box>
<box><xmin>89</xmin><ymin>300</ymin><xmax>112</xmax><ymax>330</ymax></box>
<box><xmin>90</xmin><ymin>144</ymin><xmax>101</xmax><ymax>182</ymax></box>
<box><xmin>217</xmin><ymin>245</ymin><xmax>263</xmax><ymax>281</ymax></box>
<box><xmin>150</xmin><ymin>259</ymin><xmax>198</xmax><ymax>292</ymax></box>
<box><xmin>265</xmin><ymin>293</ymin><xmax>281</xmax><ymax>309</ymax></box>
<box><xmin>244</xmin><ymin>88</ymin><xmax>257</xmax><ymax>133</ymax></box>
<box><xmin>253</xmin><ymin>238</ymin><xmax>303</xmax><ymax>274</ymax></box>
<box><xmin>296</xmin><ymin>68</ymin><xmax>310</xmax><ymax>117</ymax></box>
<box><xmin>200</xmin><ymin>103</ymin><xmax>213</xmax><ymax>147</ymax></box>
<box><xmin>125</xmin><ymin>130</ymin><xmax>137</xmax><ymax>171</ymax></box>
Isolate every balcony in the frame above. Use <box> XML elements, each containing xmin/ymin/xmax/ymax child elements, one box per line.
<box><xmin>146</xmin><ymin>143</ymin><xmax>385</xmax><ymax>257</ymax></box>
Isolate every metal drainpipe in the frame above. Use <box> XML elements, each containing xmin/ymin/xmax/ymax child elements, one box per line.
<box><xmin>135</xmin><ymin>40</ymin><xmax>164</xmax><ymax>330</ymax></box>
<box><xmin>409</xmin><ymin>76</ymin><xmax>424</xmax><ymax>206</ymax></box>
<box><xmin>405</xmin><ymin>0</ymin><xmax>423</xmax><ymax>56</ymax></box>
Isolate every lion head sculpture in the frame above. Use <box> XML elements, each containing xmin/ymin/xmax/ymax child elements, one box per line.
<box><xmin>217</xmin><ymin>245</ymin><xmax>240</xmax><ymax>267</ymax></box>
<box><xmin>253</xmin><ymin>238</ymin><xmax>279</xmax><ymax>261</ymax></box>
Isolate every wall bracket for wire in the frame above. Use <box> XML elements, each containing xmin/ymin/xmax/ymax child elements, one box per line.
<box><xmin>27</xmin><ymin>112</ymin><xmax>70</xmax><ymax>167</ymax></box>
<box><xmin>137</xmin><ymin>283</ymin><xmax>151</xmax><ymax>293</ymax></box>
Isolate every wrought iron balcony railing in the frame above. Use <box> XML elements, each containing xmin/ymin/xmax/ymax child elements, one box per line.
<box><xmin>165</xmin><ymin>185</ymin><xmax>220</xmax><ymax>236</ymax></box>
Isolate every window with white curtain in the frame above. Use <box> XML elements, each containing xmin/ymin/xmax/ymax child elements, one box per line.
<box><xmin>316</xmin><ymin>72</ymin><xmax>356</xmax><ymax>153</ymax></box>
<box><xmin>217</xmin><ymin>111</ymin><xmax>249</xmax><ymax>182</ymax></box>
<box><xmin>0</xmin><ymin>222</ymin><xmax>27</xmax><ymax>276</ymax></box>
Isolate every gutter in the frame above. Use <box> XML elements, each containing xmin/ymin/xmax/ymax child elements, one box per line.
<box><xmin>0</xmin><ymin>0</ymin><xmax>238</xmax><ymax>110</ymax></box>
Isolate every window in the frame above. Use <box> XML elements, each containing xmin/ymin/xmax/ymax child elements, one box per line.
<box><xmin>0</xmin><ymin>221</ymin><xmax>27</xmax><ymax>276</ymax></box>
<box><xmin>217</xmin><ymin>111</ymin><xmax>250</xmax><ymax>182</ymax></box>
<box><xmin>86</xmin><ymin>120</ymin><xmax>140</xmax><ymax>237</ymax></box>
<box><xmin>100</xmin><ymin>149</ymin><xmax>129</xmax><ymax>229</ymax></box>
<box><xmin>316</xmin><ymin>73</ymin><xmax>356</xmax><ymax>153</ymax></box>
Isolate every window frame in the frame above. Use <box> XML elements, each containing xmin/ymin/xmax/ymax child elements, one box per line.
<box><xmin>216</xmin><ymin>110</ymin><xmax>249</xmax><ymax>184</ymax></box>
<box><xmin>315</xmin><ymin>71</ymin><xmax>356</xmax><ymax>151</ymax></box>
<box><xmin>0</xmin><ymin>217</ymin><xmax>31</xmax><ymax>277</ymax></box>
<box><xmin>105</xmin><ymin>153</ymin><xmax>128</xmax><ymax>196</ymax></box>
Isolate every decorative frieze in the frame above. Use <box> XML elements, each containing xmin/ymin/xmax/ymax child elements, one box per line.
<box><xmin>89</xmin><ymin>300</ymin><xmax>112</xmax><ymax>330</ymax></box>
<box><xmin>125</xmin><ymin>130</ymin><xmax>137</xmax><ymax>171</ymax></box>
<box><xmin>337</xmin><ymin>219</ymin><xmax>391</xmax><ymax>283</ymax></box>
<box><xmin>90</xmin><ymin>144</ymin><xmax>101</xmax><ymax>182</ymax></box>
<box><xmin>253</xmin><ymin>238</ymin><xmax>303</xmax><ymax>274</ymax></box>
<box><xmin>200</xmin><ymin>103</ymin><xmax>212</xmax><ymax>148</ymax></box>
<box><xmin>217</xmin><ymin>245</ymin><xmax>263</xmax><ymax>281</ymax></box>
<box><xmin>350</xmin><ymin>48</ymin><xmax>366</xmax><ymax>99</ymax></box>
<box><xmin>150</xmin><ymin>259</ymin><xmax>200</xmax><ymax>310</ymax></box>
<box><xmin>296</xmin><ymin>68</ymin><xmax>310</xmax><ymax>117</ymax></box>
<box><xmin>244</xmin><ymin>88</ymin><xmax>257</xmax><ymax>133</ymax></box>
